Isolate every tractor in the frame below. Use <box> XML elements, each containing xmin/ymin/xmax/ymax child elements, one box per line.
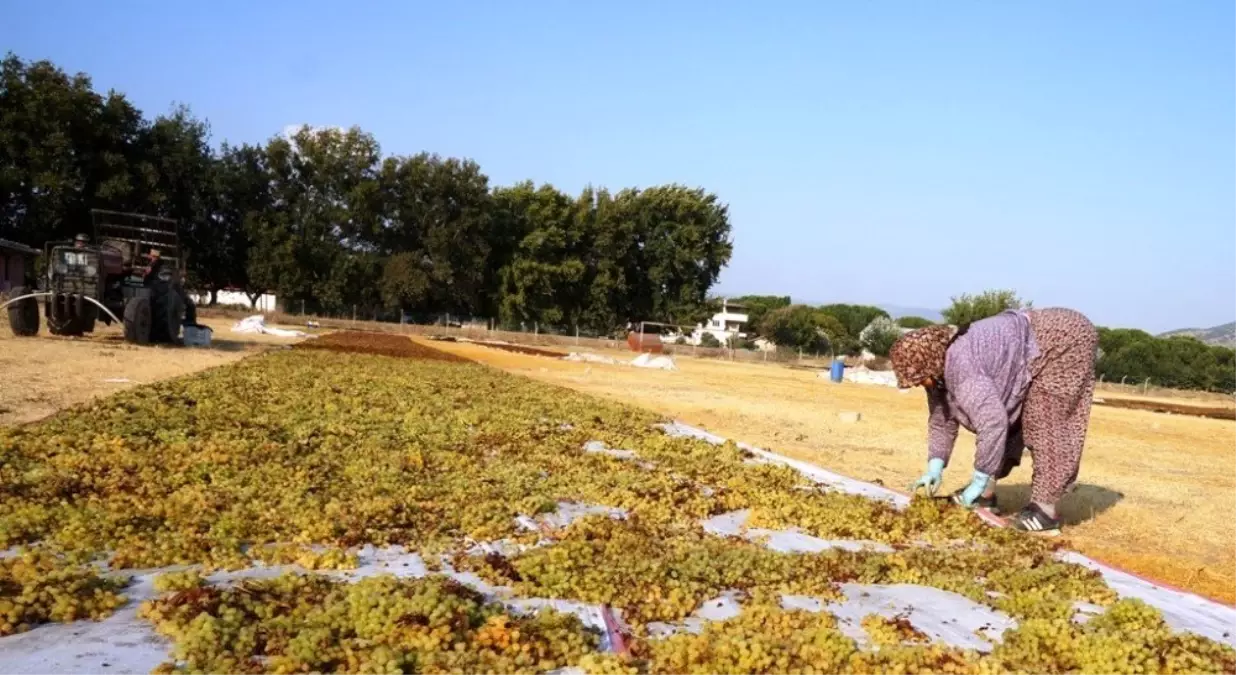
<box><xmin>3</xmin><ymin>209</ymin><xmax>196</xmax><ymax>344</ymax></box>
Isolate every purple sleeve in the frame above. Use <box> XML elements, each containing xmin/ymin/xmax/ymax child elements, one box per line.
<box><xmin>926</xmin><ymin>387</ymin><xmax>959</xmax><ymax>466</ymax></box>
<box><xmin>949</xmin><ymin>375</ymin><xmax>1010</xmax><ymax>476</ymax></box>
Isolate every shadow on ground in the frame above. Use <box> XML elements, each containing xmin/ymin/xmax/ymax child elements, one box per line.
<box><xmin>993</xmin><ymin>483</ymin><xmax>1125</xmax><ymax>525</ymax></box>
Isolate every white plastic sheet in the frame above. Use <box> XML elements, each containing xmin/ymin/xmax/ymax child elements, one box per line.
<box><xmin>231</xmin><ymin>314</ymin><xmax>309</xmax><ymax>338</ymax></box>
<box><xmin>659</xmin><ymin>420</ymin><xmax>1236</xmax><ymax>648</ymax></box>
<box><xmin>700</xmin><ymin>509</ymin><xmax>893</xmax><ymax>554</ymax></box>
<box><xmin>630</xmin><ymin>353</ymin><xmax>677</xmax><ymax>370</ymax></box>
<box><xmin>563</xmin><ymin>352</ymin><xmax>618</xmax><ymax>365</ymax></box>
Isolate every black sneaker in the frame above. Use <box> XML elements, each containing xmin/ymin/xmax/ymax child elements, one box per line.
<box><xmin>949</xmin><ymin>489</ymin><xmax>1001</xmax><ymax>514</ymax></box>
<box><xmin>1009</xmin><ymin>503</ymin><xmax>1062</xmax><ymax>536</ymax></box>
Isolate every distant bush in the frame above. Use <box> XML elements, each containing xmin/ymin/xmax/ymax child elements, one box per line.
<box><xmin>1097</xmin><ymin>328</ymin><xmax>1235</xmax><ymax>393</ymax></box>
<box><xmin>816</xmin><ymin>304</ymin><xmax>890</xmax><ymax>339</ymax></box>
<box><xmin>675</xmin><ymin>336</ymin><xmax>687</xmax><ymax>345</ymax></box>
<box><xmin>699</xmin><ymin>332</ymin><xmax>722</xmax><ymax>348</ymax></box>
<box><xmin>896</xmin><ymin>316</ymin><xmax>934</xmax><ymax>329</ymax></box>
<box><xmin>860</xmin><ymin>317</ymin><xmax>903</xmax><ymax>358</ymax></box>
<box><xmin>941</xmin><ymin>290</ymin><xmax>1029</xmax><ymax>327</ymax></box>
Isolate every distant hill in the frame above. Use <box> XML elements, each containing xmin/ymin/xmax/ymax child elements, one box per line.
<box><xmin>879</xmin><ymin>305</ymin><xmax>945</xmax><ymax>323</ymax></box>
<box><xmin>1158</xmin><ymin>322</ymin><xmax>1236</xmax><ymax>348</ymax></box>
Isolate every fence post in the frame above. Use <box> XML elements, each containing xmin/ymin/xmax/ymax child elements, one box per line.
<box><xmin>1143</xmin><ymin>378</ymin><xmax>1151</xmax><ymax>394</ymax></box>
<box><xmin>352</xmin><ymin>305</ymin><xmax>357</xmax><ymax>324</ymax></box>
<box><xmin>575</xmin><ymin>325</ymin><xmax>579</xmax><ymax>345</ymax></box>
<box><xmin>534</xmin><ymin>322</ymin><xmax>539</xmax><ymax>337</ymax></box>
<box><xmin>300</xmin><ymin>299</ymin><xmax>305</xmax><ymax>316</ymax></box>
<box><xmin>798</xmin><ymin>348</ymin><xmax>803</xmax><ymax>362</ymax></box>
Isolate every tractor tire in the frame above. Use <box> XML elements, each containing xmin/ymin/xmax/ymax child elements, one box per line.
<box><xmin>47</xmin><ymin>294</ymin><xmax>86</xmax><ymax>337</ymax></box>
<box><xmin>124</xmin><ymin>296</ymin><xmax>152</xmax><ymax>345</ymax></box>
<box><xmin>6</xmin><ymin>286</ymin><xmax>40</xmax><ymax>336</ymax></box>
<box><xmin>149</xmin><ymin>283</ymin><xmax>183</xmax><ymax>344</ymax></box>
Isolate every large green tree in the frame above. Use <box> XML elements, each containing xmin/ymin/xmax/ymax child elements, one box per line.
<box><xmin>375</xmin><ymin>153</ymin><xmax>493</xmax><ymax>315</ymax></box>
<box><xmin>0</xmin><ymin>53</ymin><xmax>149</xmax><ymax>245</ymax></box>
<box><xmin>247</xmin><ymin>126</ymin><xmax>383</xmax><ymax>314</ymax></box>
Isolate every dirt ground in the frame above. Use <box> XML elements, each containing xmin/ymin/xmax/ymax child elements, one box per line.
<box><xmin>422</xmin><ymin>338</ymin><xmax>1236</xmax><ymax>605</ymax></box>
<box><xmin>0</xmin><ymin>315</ymin><xmax>310</xmax><ymax>426</ymax></box>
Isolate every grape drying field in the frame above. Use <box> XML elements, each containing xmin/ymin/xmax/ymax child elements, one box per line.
<box><xmin>1</xmin><ymin>331</ymin><xmax>1233</xmax><ymax>674</ymax></box>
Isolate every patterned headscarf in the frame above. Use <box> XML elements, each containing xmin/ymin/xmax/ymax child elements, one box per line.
<box><xmin>889</xmin><ymin>325</ymin><xmax>958</xmax><ymax>389</ymax></box>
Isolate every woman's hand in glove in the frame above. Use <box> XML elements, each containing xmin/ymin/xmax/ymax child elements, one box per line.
<box><xmin>953</xmin><ymin>471</ymin><xmax>992</xmax><ymax>508</ymax></box>
<box><xmin>909</xmin><ymin>458</ymin><xmax>946</xmax><ymax>496</ymax></box>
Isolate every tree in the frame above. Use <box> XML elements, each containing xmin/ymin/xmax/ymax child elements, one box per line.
<box><xmin>141</xmin><ymin>105</ymin><xmax>218</xmax><ymax>291</ymax></box>
<box><xmin>896</xmin><ymin>316</ymin><xmax>934</xmax><ymax>329</ymax></box>
<box><xmin>211</xmin><ymin>143</ymin><xmax>270</xmax><ymax>306</ymax></box>
<box><xmin>813</xmin><ymin>313</ymin><xmax>853</xmax><ymax>354</ymax></box>
<box><xmin>247</xmin><ymin>126</ymin><xmax>383</xmax><ymax>314</ymax></box>
<box><xmin>603</xmin><ymin>185</ymin><xmax>733</xmax><ymax>327</ymax></box>
<box><xmin>816</xmin><ymin>304</ymin><xmax>890</xmax><ymax>340</ymax></box>
<box><xmin>376</xmin><ymin>153</ymin><xmax>494</xmax><ymax>316</ymax></box>
<box><xmin>941</xmin><ymin>290</ymin><xmax>1030</xmax><ymax>327</ymax></box>
<box><xmin>733</xmin><ymin>295</ymin><xmax>791</xmax><ymax>336</ymax></box>
<box><xmin>760</xmin><ymin>305</ymin><xmax>827</xmax><ymax>352</ymax></box>
<box><xmin>0</xmin><ymin>53</ymin><xmax>149</xmax><ymax>245</ymax></box>
<box><xmin>496</xmin><ymin>183</ymin><xmax>588</xmax><ymax>327</ymax></box>
<box><xmin>699</xmin><ymin>332</ymin><xmax>722</xmax><ymax>348</ymax></box>
<box><xmin>860</xmin><ymin>316</ymin><xmax>903</xmax><ymax>357</ymax></box>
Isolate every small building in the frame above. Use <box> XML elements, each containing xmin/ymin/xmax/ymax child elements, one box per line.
<box><xmin>702</xmin><ymin>299</ymin><xmax>749</xmax><ymax>342</ymax></box>
<box><xmin>190</xmin><ymin>288</ymin><xmax>278</xmax><ymax>313</ymax></box>
<box><xmin>658</xmin><ymin>299</ymin><xmax>751</xmax><ymax>347</ymax></box>
<box><xmin>0</xmin><ymin>238</ymin><xmax>41</xmax><ymax>295</ymax></box>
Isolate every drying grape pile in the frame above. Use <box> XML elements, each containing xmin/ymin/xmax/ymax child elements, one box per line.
<box><xmin>139</xmin><ymin>574</ymin><xmax>598</xmax><ymax>674</ymax></box>
<box><xmin>0</xmin><ymin>331</ymin><xmax>1232</xmax><ymax>673</ymax></box>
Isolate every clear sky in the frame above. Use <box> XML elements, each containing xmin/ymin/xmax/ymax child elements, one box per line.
<box><xmin>5</xmin><ymin>1</ymin><xmax>1233</xmax><ymax>332</ymax></box>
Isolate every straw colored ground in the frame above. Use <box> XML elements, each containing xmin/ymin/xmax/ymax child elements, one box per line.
<box><xmin>1</xmin><ymin>319</ymin><xmax>1232</xmax><ymax>604</ymax></box>
<box><xmin>0</xmin><ymin>315</ymin><xmax>313</xmax><ymax>426</ymax></box>
<box><xmin>419</xmin><ymin>337</ymin><xmax>1236</xmax><ymax>606</ymax></box>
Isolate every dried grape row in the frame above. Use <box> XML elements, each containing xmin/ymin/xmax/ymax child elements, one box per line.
<box><xmin>0</xmin><ymin>339</ymin><xmax>1231</xmax><ymax>673</ymax></box>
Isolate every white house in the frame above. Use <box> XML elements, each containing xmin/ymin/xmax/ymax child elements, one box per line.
<box><xmin>660</xmin><ymin>298</ymin><xmax>750</xmax><ymax>347</ymax></box>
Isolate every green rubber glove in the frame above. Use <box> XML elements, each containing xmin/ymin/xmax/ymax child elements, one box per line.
<box><xmin>909</xmin><ymin>458</ymin><xmax>945</xmax><ymax>495</ymax></box>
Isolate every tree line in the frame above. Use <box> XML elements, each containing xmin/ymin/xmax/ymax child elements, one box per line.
<box><xmin>734</xmin><ymin>290</ymin><xmax>1234</xmax><ymax>393</ymax></box>
<box><xmin>0</xmin><ymin>53</ymin><xmax>732</xmax><ymax>333</ymax></box>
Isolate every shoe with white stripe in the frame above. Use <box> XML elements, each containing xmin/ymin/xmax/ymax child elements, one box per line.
<box><xmin>1009</xmin><ymin>503</ymin><xmax>1061</xmax><ymax>536</ymax></box>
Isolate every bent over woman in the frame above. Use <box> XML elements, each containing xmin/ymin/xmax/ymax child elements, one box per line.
<box><xmin>888</xmin><ymin>308</ymin><xmax>1099</xmax><ymax>535</ymax></box>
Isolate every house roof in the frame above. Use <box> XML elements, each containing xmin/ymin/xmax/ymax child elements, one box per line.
<box><xmin>0</xmin><ymin>238</ymin><xmax>40</xmax><ymax>256</ymax></box>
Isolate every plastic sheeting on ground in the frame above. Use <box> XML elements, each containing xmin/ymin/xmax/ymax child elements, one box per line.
<box><xmin>657</xmin><ymin>421</ymin><xmax>909</xmax><ymax>508</ymax></box>
<box><xmin>701</xmin><ymin>509</ymin><xmax>893</xmax><ymax>554</ymax></box>
<box><xmin>630</xmin><ymin>353</ymin><xmax>677</xmax><ymax>370</ymax></box>
<box><xmin>658</xmin><ymin>420</ymin><xmax>1236</xmax><ymax>648</ymax></box>
<box><xmin>0</xmin><ymin>502</ymin><xmax>630</xmax><ymax>675</ymax></box>
<box><xmin>563</xmin><ymin>352</ymin><xmax>618</xmax><ymax>365</ymax></box>
<box><xmin>821</xmin><ymin>366</ymin><xmax>899</xmax><ymax>387</ymax></box>
<box><xmin>231</xmin><ymin>314</ymin><xmax>310</xmax><ymax>338</ymax></box>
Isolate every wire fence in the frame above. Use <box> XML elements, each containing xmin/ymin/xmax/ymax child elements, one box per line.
<box><xmin>199</xmin><ymin>305</ymin><xmax>838</xmax><ymax>368</ymax></box>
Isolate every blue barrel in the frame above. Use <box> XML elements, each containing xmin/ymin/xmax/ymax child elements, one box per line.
<box><xmin>829</xmin><ymin>358</ymin><xmax>845</xmax><ymax>383</ymax></box>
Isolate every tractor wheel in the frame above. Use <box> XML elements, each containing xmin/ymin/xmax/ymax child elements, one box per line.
<box><xmin>5</xmin><ymin>286</ymin><xmax>40</xmax><ymax>336</ymax></box>
<box><xmin>149</xmin><ymin>283</ymin><xmax>183</xmax><ymax>344</ymax></box>
<box><xmin>47</xmin><ymin>294</ymin><xmax>86</xmax><ymax>337</ymax></box>
<box><xmin>124</xmin><ymin>297</ymin><xmax>152</xmax><ymax>345</ymax></box>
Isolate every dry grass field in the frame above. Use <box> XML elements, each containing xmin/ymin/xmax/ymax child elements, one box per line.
<box><xmin>420</xmin><ymin>337</ymin><xmax>1236</xmax><ymax>605</ymax></box>
<box><xmin>0</xmin><ymin>315</ymin><xmax>310</xmax><ymax>426</ymax></box>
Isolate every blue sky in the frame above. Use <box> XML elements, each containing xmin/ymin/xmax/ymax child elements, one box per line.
<box><xmin>5</xmin><ymin>1</ymin><xmax>1233</xmax><ymax>332</ymax></box>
